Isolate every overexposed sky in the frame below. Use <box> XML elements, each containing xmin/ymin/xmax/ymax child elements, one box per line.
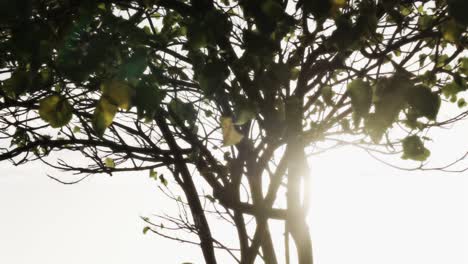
<box><xmin>0</xmin><ymin>118</ymin><xmax>467</xmax><ymax>263</ymax></box>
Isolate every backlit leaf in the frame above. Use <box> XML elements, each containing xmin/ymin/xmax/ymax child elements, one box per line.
<box><xmin>402</xmin><ymin>135</ymin><xmax>430</xmax><ymax>161</ymax></box>
<box><xmin>419</xmin><ymin>54</ymin><xmax>427</xmax><ymax>67</ymax></box>
<box><xmin>365</xmin><ymin>75</ymin><xmax>410</xmax><ymax>142</ymax></box>
<box><xmin>460</xmin><ymin>58</ymin><xmax>468</xmax><ymax>76</ymax></box>
<box><xmin>441</xmin><ymin>19</ymin><xmax>462</xmax><ymax>43</ymax></box>
<box><xmin>347</xmin><ymin>79</ymin><xmax>372</xmax><ymax>125</ymax></box>
<box><xmin>101</xmin><ymin>80</ymin><xmax>132</xmax><ymax>110</ymax></box>
<box><xmin>442</xmin><ymin>81</ymin><xmax>464</xmax><ymax>101</ymax></box>
<box><xmin>104</xmin><ymin>157</ymin><xmax>115</xmax><ymax>168</ymax></box>
<box><xmin>39</xmin><ymin>95</ymin><xmax>73</xmax><ymax>128</ymax></box>
<box><xmin>159</xmin><ymin>174</ymin><xmax>168</xmax><ymax>186</ymax></box>
<box><xmin>235</xmin><ymin>103</ymin><xmax>256</xmax><ymax>125</ymax></box>
<box><xmin>406</xmin><ymin>85</ymin><xmax>440</xmax><ymax>120</ymax></box>
<box><xmin>149</xmin><ymin>168</ymin><xmax>157</xmax><ymax>179</ymax></box>
<box><xmin>290</xmin><ymin>67</ymin><xmax>300</xmax><ymax>80</ymax></box>
<box><xmin>221</xmin><ymin>117</ymin><xmax>243</xmax><ymax>146</ymax></box>
<box><xmin>92</xmin><ymin>97</ymin><xmax>118</xmax><ymax>137</ymax></box>
<box><xmin>418</xmin><ymin>15</ymin><xmax>433</xmax><ymax>30</ymax></box>
<box><xmin>169</xmin><ymin>99</ymin><xmax>197</xmax><ymax>125</ymax></box>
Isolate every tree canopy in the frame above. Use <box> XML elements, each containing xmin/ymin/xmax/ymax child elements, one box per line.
<box><xmin>0</xmin><ymin>0</ymin><xmax>467</xmax><ymax>263</ymax></box>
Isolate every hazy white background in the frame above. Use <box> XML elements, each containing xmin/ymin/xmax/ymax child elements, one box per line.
<box><xmin>0</xmin><ymin>118</ymin><xmax>466</xmax><ymax>263</ymax></box>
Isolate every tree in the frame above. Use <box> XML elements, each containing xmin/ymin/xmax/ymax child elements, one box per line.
<box><xmin>0</xmin><ymin>0</ymin><xmax>467</xmax><ymax>263</ymax></box>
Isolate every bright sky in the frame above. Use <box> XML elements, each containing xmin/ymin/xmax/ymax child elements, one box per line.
<box><xmin>0</xmin><ymin>118</ymin><xmax>467</xmax><ymax>264</ymax></box>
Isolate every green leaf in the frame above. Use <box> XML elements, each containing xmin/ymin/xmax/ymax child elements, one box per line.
<box><xmin>197</xmin><ymin>59</ymin><xmax>229</xmax><ymax>96</ymax></box>
<box><xmin>419</xmin><ymin>54</ymin><xmax>427</xmax><ymax>67</ymax></box>
<box><xmin>303</xmin><ymin>0</ymin><xmax>336</xmax><ymax>19</ymax></box>
<box><xmin>393</xmin><ymin>49</ymin><xmax>401</xmax><ymax>57</ymax></box>
<box><xmin>441</xmin><ymin>19</ymin><xmax>462</xmax><ymax>43</ymax></box>
<box><xmin>169</xmin><ymin>99</ymin><xmax>197</xmax><ymax>125</ymax></box>
<box><xmin>104</xmin><ymin>157</ymin><xmax>115</xmax><ymax>168</ymax></box>
<box><xmin>234</xmin><ymin>102</ymin><xmax>256</xmax><ymax>125</ymax></box>
<box><xmin>418</xmin><ymin>15</ymin><xmax>434</xmax><ymax>30</ymax></box>
<box><xmin>235</xmin><ymin>108</ymin><xmax>256</xmax><ymax>125</ymax></box>
<box><xmin>204</xmin><ymin>110</ymin><xmax>213</xmax><ymax>118</ymax></box>
<box><xmin>97</xmin><ymin>3</ymin><xmax>106</xmax><ymax>11</ymax></box>
<box><xmin>101</xmin><ymin>80</ymin><xmax>133</xmax><ymax>110</ymax></box>
<box><xmin>417</xmin><ymin>5</ymin><xmax>425</xmax><ymax>14</ymax></box>
<box><xmin>400</xmin><ymin>6</ymin><xmax>412</xmax><ymax>16</ymax></box>
<box><xmin>347</xmin><ymin>79</ymin><xmax>372</xmax><ymax>125</ymax></box>
<box><xmin>119</xmin><ymin>49</ymin><xmax>148</xmax><ymax>81</ymax></box>
<box><xmin>402</xmin><ymin>135</ymin><xmax>430</xmax><ymax>161</ymax></box>
<box><xmin>356</xmin><ymin>7</ymin><xmax>378</xmax><ymax>36</ymax></box>
<box><xmin>406</xmin><ymin>85</ymin><xmax>440</xmax><ymax>120</ymax></box>
<box><xmin>134</xmin><ymin>80</ymin><xmax>164</xmax><ymax>120</ymax></box>
<box><xmin>330</xmin><ymin>16</ymin><xmax>357</xmax><ymax>51</ymax></box>
<box><xmin>290</xmin><ymin>67</ymin><xmax>300</xmax><ymax>80</ymax></box>
<box><xmin>39</xmin><ymin>95</ymin><xmax>73</xmax><ymax>128</ymax></box>
<box><xmin>1</xmin><ymin>70</ymin><xmax>32</xmax><ymax>98</ymax></box>
<box><xmin>10</xmin><ymin>128</ymin><xmax>30</xmax><ymax>148</ymax></box>
<box><xmin>459</xmin><ymin>58</ymin><xmax>468</xmax><ymax>76</ymax></box>
<box><xmin>442</xmin><ymin>81</ymin><xmax>464</xmax><ymax>101</ymax></box>
<box><xmin>159</xmin><ymin>174</ymin><xmax>168</xmax><ymax>186</ymax></box>
<box><xmin>142</xmin><ymin>226</ymin><xmax>151</xmax><ymax>235</ymax></box>
<box><xmin>92</xmin><ymin>97</ymin><xmax>118</xmax><ymax>137</ymax></box>
<box><xmin>430</xmin><ymin>54</ymin><xmax>449</xmax><ymax>68</ymax></box>
<box><xmin>270</xmin><ymin>63</ymin><xmax>291</xmax><ymax>86</ymax></box>
<box><xmin>187</xmin><ymin>21</ymin><xmax>208</xmax><ymax>49</ymax></box>
<box><xmin>149</xmin><ymin>169</ymin><xmax>157</xmax><ymax>179</ymax></box>
<box><xmin>261</xmin><ymin>0</ymin><xmax>283</xmax><ymax>18</ymax></box>
<box><xmin>365</xmin><ymin>75</ymin><xmax>410</xmax><ymax>142</ymax></box>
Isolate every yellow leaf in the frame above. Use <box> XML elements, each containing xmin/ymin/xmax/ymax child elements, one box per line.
<box><xmin>221</xmin><ymin>117</ymin><xmax>243</xmax><ymax>146</ymax></box>
<box><xmin>101</xmin><ymin>80</ymin><xmax>132</xmax><ymax>110</ymax></box>
<box><xmin>39</xmin><ymin>95</ymin><xmax>73</xmax><ymax>128</ymax></box>
<box><xmin>92</xmin><ymin>97</ymin><xmax>118</xmax><ymax>137</ymax></box>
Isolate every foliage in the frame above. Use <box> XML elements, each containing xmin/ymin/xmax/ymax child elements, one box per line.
<box><xmin>0</xmin><ymin>0</ymin><xmax>466</xmax><ymax>263</ymax></box>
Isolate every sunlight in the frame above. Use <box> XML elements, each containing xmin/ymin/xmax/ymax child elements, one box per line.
<box><xmin>305</xmin><ymin>135</ymin><xmax>466</xmax><ymax>264</ymax></box>
<box><xmin>1</xmin><ymin>1</ymin><xmax>466</xmax><ymax>263</ymax></box>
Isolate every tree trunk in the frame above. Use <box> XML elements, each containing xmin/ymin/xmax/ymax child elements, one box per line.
<box><xmin>285</xmin><ymin>97</ymin><xmax>314</xmax><ymax>264</ymax></box>
<box><xmin>286</xmin><ymin>142</ymin><xmax>313</xmax><ymax>264</ymax></box>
